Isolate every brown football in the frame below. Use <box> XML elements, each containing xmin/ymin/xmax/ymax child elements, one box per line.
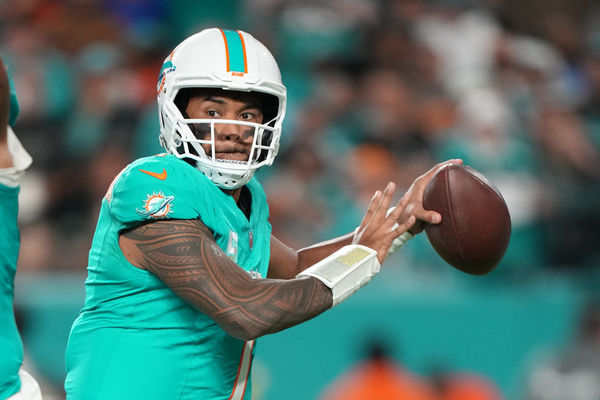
<box><xmin>422</xmin><ymin>163</ymin><xmax>511</xmax><ymax>275</ymax></box>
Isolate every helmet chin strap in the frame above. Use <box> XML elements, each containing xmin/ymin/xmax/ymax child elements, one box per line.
<box><xmin>194</xmin><ymin>158</ymin><xmax>254</xmax><ymax>190</ymax></box>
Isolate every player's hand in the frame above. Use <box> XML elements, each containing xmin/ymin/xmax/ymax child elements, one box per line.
<box><xmin>353</xmin><ymin>182</ymin><xmax>415</xmax><ymax>264</ymax></box>
<box><xmin>397</xmin><ymin>159</ymin><xmax>463</xmax><ymax>235</ymax></box>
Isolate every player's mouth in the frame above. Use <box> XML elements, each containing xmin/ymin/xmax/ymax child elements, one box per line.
<box><xmin>214</xmin><ymin>149</ymin><xmax>249</xmax><ymax>161</ymax></box>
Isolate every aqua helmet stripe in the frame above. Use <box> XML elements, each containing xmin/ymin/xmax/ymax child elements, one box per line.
<box><xmin>219</xmin><ymin>29</ymin><xmax>247</xmax><ymax>73</ymax></box>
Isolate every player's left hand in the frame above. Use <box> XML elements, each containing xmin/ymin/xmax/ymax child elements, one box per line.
<box><xmin>353</xmin><ymin>182</ymin><xmax>415</xmax><ymax>264</ymax></box>
<box><xmin>397</xmin><ymin>159</ymin><xmax>463</xmax><ymax>235</ymax></box>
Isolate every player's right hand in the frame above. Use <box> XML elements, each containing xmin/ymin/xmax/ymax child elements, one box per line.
<box><xmin>396</xmin><ymin>159</ymin><xmax>463</xmax><ymax>235</ymax></box>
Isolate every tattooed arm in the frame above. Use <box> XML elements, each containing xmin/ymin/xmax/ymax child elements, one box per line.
<box><xmin>120</xmin><ymin>180</ymin><xmax>412</xmax><ymax>339</ymax></box>
<box><xmin>119</xmin><ymin>219</ymin><xmax>332</xmax><ymax>341</ymax></box>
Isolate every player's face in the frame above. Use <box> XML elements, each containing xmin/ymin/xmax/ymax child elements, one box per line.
<box><xmin>185</xmin><ymin>91</ymin><xmax>264</xmax><ymax>162</ymax></box>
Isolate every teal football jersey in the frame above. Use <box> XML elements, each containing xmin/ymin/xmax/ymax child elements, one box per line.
<box><xmin>0</xmin><ymin>184</ymin><xmax>23</xmax><ymax>399</ymax></box>
<box><xmin>65</xmin><ymin>154</ymin><xmax>272</xmax><ymax>400</ymax></box>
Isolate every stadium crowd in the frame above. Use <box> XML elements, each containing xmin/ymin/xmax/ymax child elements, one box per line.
<box><xmin>1</xmin><ymin>0</ymin><xmax>600</xmax><ymax>399</ymax></box>
<box><xmin>2</xmin><ymin>0</ymin><xmax>599</xmax><ymax>278</ymax></box>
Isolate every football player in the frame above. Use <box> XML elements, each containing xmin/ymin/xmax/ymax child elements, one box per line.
<box><xmin>64</xmin><ymin>28</ymin><xmax>457</xmax><ymax>399</ymax></box>
<box><xmin>0</xmin><ymin>56</ymin><xmax>40</xmax><ymax>400</ymax></box>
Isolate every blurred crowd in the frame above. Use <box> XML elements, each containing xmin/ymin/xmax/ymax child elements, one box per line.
<box><xmin>2</xmin><ymin>0</ymin><xmax>600</xmax><ymax>399</ymax></box>
<box><xmin>2</xmin><ymin>0</ymin><xmax>599</xmax><ymax>280</ymax></box>
<box><xmin>319</xmin><ymin>336</ymin><xmax>503</xmax><ymax>400</ymax></box>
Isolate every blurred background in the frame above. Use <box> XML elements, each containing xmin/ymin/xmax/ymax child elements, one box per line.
<box><xmin>3</xmin><ymin>0</ymin><xmax>600</xmax><ymax>399</ymax></box>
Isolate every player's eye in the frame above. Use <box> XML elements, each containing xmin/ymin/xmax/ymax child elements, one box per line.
<box><xmin>240</xmin><ymin>110</ymin><xmax>261</xmax><ymax>121</ymax></box>
<box><xmin>207</xmin><ymin>110</ymin><xmax>221</xmax><ymax>118</ymax></box>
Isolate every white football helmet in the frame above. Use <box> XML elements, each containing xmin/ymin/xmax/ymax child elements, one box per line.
<box><xmin>157</xmin><ymin>28</ymin><xmax>287</xmax><ymax>189</ymax></box>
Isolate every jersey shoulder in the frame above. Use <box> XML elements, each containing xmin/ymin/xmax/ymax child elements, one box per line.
<box><xmin>107</xmin><ymin>154</ymin><xmax>212</xmax><ymax>226</ymax></box>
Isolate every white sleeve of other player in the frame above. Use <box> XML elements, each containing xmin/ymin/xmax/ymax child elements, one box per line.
<box><xmin>0</xmin><ymin>126</ymin><xmax>32</xmax><ymax>187</ymax></box>
<box><xmin>7</xmin><ymin>369</ymin><xmax>43</xmax><ymax>400</ymax></box>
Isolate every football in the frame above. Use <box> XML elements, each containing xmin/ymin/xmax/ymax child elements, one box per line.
<box><xmin>422</xmin><ymin>163</ymin><xmax>511</xmax><ymax>275</ymax></box>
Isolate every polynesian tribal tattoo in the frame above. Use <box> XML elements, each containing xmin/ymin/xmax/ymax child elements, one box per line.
<box><xmin>121</xmin><ymin>219</ymin><xmax>332</xmax><ymax>339</ymax></box>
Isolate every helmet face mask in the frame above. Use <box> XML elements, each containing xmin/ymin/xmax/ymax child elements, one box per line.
<box><xmin>160</xmin><ymin>116</ymin><xmax>280</xmax><ymax>188</ymax></box>
<box><xmin>157</xmin><ymin>28</ymin><xmax>287</xmax><ymax>189</ymax></box>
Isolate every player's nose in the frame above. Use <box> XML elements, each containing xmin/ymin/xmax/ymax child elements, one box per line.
<box><xmin>215</xmin><ymin>122</ymin><xmax>253</xmax><ymax>141</ymax></box>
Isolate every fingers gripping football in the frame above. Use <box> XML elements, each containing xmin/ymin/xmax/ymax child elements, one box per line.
<box><xmin>353</xmin><ymin>182</ymin><xmax>415</xmax><ymax>264</ymax></box>
<box><xmin>397</xmin><ymin>159</ymin><xmax>463</xmax><ymax>234</ymax></box>
<box><xmin>352</xmin><ymin>160</ymin><xmax>464</xmax><ymax>264</ymax></box>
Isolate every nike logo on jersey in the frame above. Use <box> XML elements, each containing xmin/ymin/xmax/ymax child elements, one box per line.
<box><xmin>139</xmin><ymin>168</ymin><xmax>167</xmax><ymax>180</ymax></box>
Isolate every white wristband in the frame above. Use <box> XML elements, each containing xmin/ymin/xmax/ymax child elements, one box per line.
<box><xmin>297</xmin><ymin>244</ymin><xmax>380</xmax><ymax>308</ymax></box>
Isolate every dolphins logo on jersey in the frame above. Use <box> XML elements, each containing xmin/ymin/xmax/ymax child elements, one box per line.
<box><xmin>136</xmin><ymin>192</ymin><xmax>174</xmax><ymax>218</ymax></box>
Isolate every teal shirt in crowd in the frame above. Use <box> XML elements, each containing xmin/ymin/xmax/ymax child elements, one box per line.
<box><xmin>65</xmin><ymin>154</ymin><xmax>271</xmax><ymax>399</ymax></box>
